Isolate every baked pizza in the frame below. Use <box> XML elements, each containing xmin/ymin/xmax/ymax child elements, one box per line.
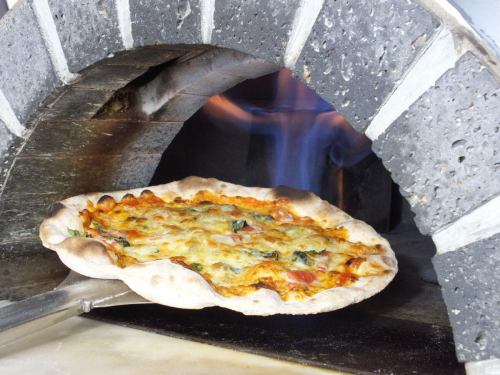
<box><xmin>40</xmin><ymin>177</ymin><xmax>397</xmax><ymax>315</ymax></box>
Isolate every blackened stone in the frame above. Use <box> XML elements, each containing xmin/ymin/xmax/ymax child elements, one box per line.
<box><xmin>130</xmin><ymin>0</ymin><xmax>202</xmax><ymax>47</ymax></box>
<box><xmin>373</xmin><ymin>53</ymin><xmax>500</xmax><ymax>234</ymax></box>
<box><xmin>294</xmin><ymin>0</ymin><xmax>439</xmax><ymax>131</ymax></box>
<box><xmin>0</xmin><ymin>1</ymin><xmax>60</xmax><ymax>123</ymax></box>
<box><xmin>212</xmin><ymin>0</ymin><xmax>300</xmax><ymax>65</ymax></box>
<box><xmin>74</xmin><ymin>65</ymin><xmax>147</xmax><ymax>90</ymax></box>
<box><xmin>433</xmin><ymin>233</ymin><xmax>500</xmax><ymax>361</ymax></box>
<box><xmin>0</xmin><ymin>241</ymin><xmax>68</xmax><ymax>300</ymax></box>
<box><xmin>0</xmin><ymin>120</ymin><xmax>13</xmax><ymax>163</ymax></box>
<box><xmin>103</xmin><ymin>47</ymin><xmax>187</xmax><ymax>67</ymax></box>
<box><xmin>42</xmin><ymin>87</ymin><xmax>115</xmax><ymax>120</ymax></box>
<box><xmin>23</xmin><ymin>120</ymin><xmax>183</xmax><ymax>156</ymax></box>
<box><xmin>48</xmin><ymin>0</ymin><xmax>123</xmax><ymax>72</ymax></box>
<box><xmin>0</xmin><ymin>193</ymin><xmax>63</xmax><ymax>245</ymax></box>
<box><xmin>2</xmin><ymin>155</ymin><xmax>144</xmax><ymax>197</ymax></box>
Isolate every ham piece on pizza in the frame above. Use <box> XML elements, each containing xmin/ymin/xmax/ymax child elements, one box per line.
<box><xmin>40</xmin><ymin>177</ymin><xmax>397</xmax><ymax>315</ymax></box>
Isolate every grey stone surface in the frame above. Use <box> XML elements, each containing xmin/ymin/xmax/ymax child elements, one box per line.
<box><xmin>294</xmin><ymin>0</ymin><xmax>439</xmax><ymax>131</ymax></box>
<box><xmin>0</xmin><ymin>1</ymin><xmax>60</xmax><ymax>123</ymax></box>
<box><xmin>212</xmin><ymin>0</ymin><xmax>299</xmax><ymax>65</ymax></box>
<box><xmin>42</xmin><ymin>87</ymin><xmax>115</xmax><ymax>120</ymax></box>
<box><xmin>74</xmin><ymin>65</ymin><xmax>147</xmax><ymax>90</ymax></box>
<box><xmin>153</xmin><ymin>93</ymin><xmax>208</xmax><ymax>122</ymax></box>
<box><xmin>373</xmin><ymin>53</ymin><xmax>500</xmax><ymax>234</ymax></box>
<box><xmin>23</xmin><ymin>120</ymin><xmax>183</xmax><ymax>156</ymax></box>
<box><xmin>130</xmin><ymin>0</ymin><xmax>202</xmax><ymax>47</ymax></box>
<box><xmin>48</xmin><ymin>0</ymin><xmax>123</xmax><ymax>72</ymax></box>
<box><xmin>433</xmin><ymin>233</ymin><xmax>500</xmax><ymax>361</ymax></box>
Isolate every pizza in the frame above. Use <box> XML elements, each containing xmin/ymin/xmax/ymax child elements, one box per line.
<box><xmin>40</xmin><ymin>177</ymin><xmax>397</xmax><ymax>315</ymax></box>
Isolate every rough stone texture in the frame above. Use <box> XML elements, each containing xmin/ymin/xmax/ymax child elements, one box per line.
<box><xmin>74</xmin><ymin>65</ymin><xmax>147</xmax><ymax>90</ymax></box>
<box><xmin>212</xmin><ymin>0</ymin><xmax>299</xmax><ymax>65</ymax></box>
<box><xmin>0</xmin><ymin>1</ymin><xmax>60</xmax><ymax>123</ymax></box>
<box><xmin>23</xmin><ymin>120</ymin><xmax>183</xmax><ymax>156</ymax></box>
<box><xmin>48</xmin><ymin>0</ymin><xmax>123</xmax><ymax>72</ymax></box>
<box><xmin>373</xmin><ymin>53</ymin><xmax>500</xmax><ymax>234</ymax></box>
<box><xmin>294</xmin><ymin>0</ymin><xmax>439</xmax><ymax>131</ymax></box>
<box><xmin>130</xmin><ymin>0</ymin><xmax>202</xmax><ymax>47</ymax></box>
<box><xmin>153</xmin><ymin>93</ymin><xmax>208</xmax><ymax>122</ymax></box>
<box><xmin>433</xmin><ymin>233</ymin><xmax>500</xmax><ymax>361</ymax></box>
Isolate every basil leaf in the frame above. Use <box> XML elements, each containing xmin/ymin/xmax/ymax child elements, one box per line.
<box><xmin>231</xmin><ymin>220</ymin><xmax>247</xmax><ymax>232</ymax></box>
<box><xmin>261</xmin><ymin>251</ymin><xmax>279</xmax><ymax>260</ymax></box>
<box><xmin>292</xmin><ymin>251</ymin><xmax>309</xmax><ymax>265</ymax></box>
<box><xmin>114</xmin><ymin>236</ymin><xmax>130</xmax><ymax>247</ymax></box>
<box><xmin>91</xmin><ymin>220</ymin><xmax>104</xmax><ymax>230</ymax></box>
<box><xmin>191</xmin><ymin>263</ymin><xmax>203</xmax><ymax>272</ymax></box>
<box><xmin>67</xmin><ymin>228</ymin><xmax>84</xmax><ymax>237</ymax></box>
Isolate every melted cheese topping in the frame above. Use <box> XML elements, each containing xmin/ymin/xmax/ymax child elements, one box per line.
<box><xmin>71</xmin><ymin>190</ymin><xmax>390</xmax><ymax>301</ymax></box>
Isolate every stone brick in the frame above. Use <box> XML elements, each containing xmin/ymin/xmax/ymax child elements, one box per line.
<box><xmin>130</xmin><ymin>0</ymin><xmax>202</xmax><ymax>47</ymax></box>
<box><xmin>433</xmin><ymin>233</ymin><xmax>500</xmax><ymax>361</ymax></box>
<box><xmin>153</xmin><ymin>93</ymin><xmax>208</xmax><ymax>122</ymax></box>
<box><xmin>212</xmin><ymin>0</ymin><xmax>299</xmax><ymax>65</ymax></box>
<box><xmin>42</xmin><ymin>87</ymin><xmax>115</xmax><ymax>120</ymax></box>
<box><xmin>294</xmin><ymin>0</ymin><xmax>439</xmax><ymax>131</ymax></box>
<box><xmin>0</xmin><ymin>1</ymin><xmax>60</xmax><ymax>123</ymax></box>
<box><xmin>373</xmin><ymin>53</ymin><xmax>500</xmax><ymax>234</ymax></box>
<box><xmin>48</xmin><ymin>0</ymin><xmax>123</xmax><ymax>72</ymax></box>
<box><xmin>23</xmin><ymin>120</ymin><xmax>183</xmax><ymax>156</ymax></box>
<box><xmin>74</xmin><ymin>65</ymin><xmax>148</xmax><ymax>90</ymax></box>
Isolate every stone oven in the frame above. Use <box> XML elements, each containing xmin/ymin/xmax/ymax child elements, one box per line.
<box><xmin>0</xmin><ymin>0</ymin><xmax>498</xmax><ymax>374</ymax></box>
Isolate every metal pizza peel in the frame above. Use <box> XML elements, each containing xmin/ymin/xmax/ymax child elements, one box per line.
<box><xmin>0</xmin><ymin>271</ymin><xmax>150</xmax><ymax>347</ymax></box>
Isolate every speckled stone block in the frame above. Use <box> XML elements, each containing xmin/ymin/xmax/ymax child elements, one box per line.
<box><xmin>130</xmin><ymin>0</ymin><xmax>202</xmax><ymax>47</ymax></box>
<box><xmin>212</xmin><ymin>0</ymin><xmax>299</xmax><ymax>65</ymax></box>
<box><xmin>433</xmin><ymin>233</ymin><xmax>500</xmax><ymax>361</ymax></box>
<box><xmin>0</xmin><ymin>1</ymin><xmax>60</xmax><ymax>123</ymax></box>
<box><xmin>373</xmin><ymin>53</ymin><xmax>500</xmax><ymax>234</ymax></box>
<box><xmin>294</xmin><ymin>0</ymin><xmax>439</xmax><ymax>131</ymax></box>
<box><xmin>48</xmin><ymin>0</ymin><xmax>123</xmax><ymax>72</ymax></box>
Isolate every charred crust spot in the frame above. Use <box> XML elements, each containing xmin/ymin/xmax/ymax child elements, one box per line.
<box><xmin>198</xmin><ymin>200</ymin><xmax>212</xmax><ymax>205</ymax></box>
<box><xmin>122</xmin><ymin>193</ymin><xmax>135</xmax><ymax>200</ymax></box>
<box><xmin>272</xmin><ymin>185</ymin><xmax>313</xmax><ymax>202</ymax></box>
<box><xmin>97</xmin><ymin>195</ymin><xmax>115</xmax><ymax>205</ymax></box>
<box><xmin>48</xmin><ymin>202</ymin><xmax>66</xmax><ymax>217</ymax></box>
<box><xmin>140</xmin><ymin>189</ymin><xmax>154</xmax><ymax>197</ymax></box>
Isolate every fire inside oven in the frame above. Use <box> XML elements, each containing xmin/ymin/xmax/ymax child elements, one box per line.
<box><xmin>87</xmin><ymin>67</ymin><xmax>460</xmax><ymax>374</ymax></box>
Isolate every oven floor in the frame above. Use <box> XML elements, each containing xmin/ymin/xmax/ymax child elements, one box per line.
<box><xmin>87</xmin><ymin>227</ymin><xmax>465</xmax><ymax>375</ymax></box>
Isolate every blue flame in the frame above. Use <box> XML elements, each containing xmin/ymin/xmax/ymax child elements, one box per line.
<box><xmin>202</xmin><ymin>69</ymin><xmax>372</xmax><ymax>194</ymax></box>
